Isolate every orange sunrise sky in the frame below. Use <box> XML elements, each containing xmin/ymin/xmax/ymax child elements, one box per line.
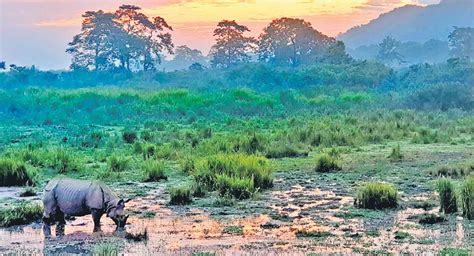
<box><xmin>0</xmin><ymin>0</ymin><xmax>440</xmax><ymax>69</ymax></box>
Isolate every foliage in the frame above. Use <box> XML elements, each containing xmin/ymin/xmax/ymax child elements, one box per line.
<box><xmin>122</xmin><ymin>130</ymin><xmax>137</xmax><ymax>144</ymax></box>
<box><xmin>460</xmin><ymin>175</ymin><xmax>474</xmax><ymax>220</ymax></box>
<box><xmin>438</xmin><ymin>247</ymin><xmax>470</xmax><ymax>256</ymax></box>
<box><xmin>0</xmin><ymin>202</ymin><xmax>43</xmax><ymax>227</ymax></box>
<box><xmin>314</xmin><ymin>154</ymin><xmax>341</xmax><ymax>173</ymax></box>
<box><xmin>0</xmin><ymin>157</ymin><xmax>35</xmax><ymax>186</ymax></box>
<box><xmin>108</xmin><ymin>155</ymin><xmax>129</xmax><ymax>172</ymax></box>
<box><xmin>448</xmin><ymin>27</ymin><xmax>474</xmax><ymax>60</ymax></box>
<box><xmin>355</xmin><ymin>182</ymin><xmax>398</xmax><ymax>209</ymax></box>
<box><xmin>142</xmin><ymin>160</ymin><xmax>167</xmax><ymax>182</ymax></box>
<box><xmin>377</xmin><ymin>36</ymin><xmax>404</xmax><ymax>65</ymax></box>
<box><xmin>210</xmin><ymin>20</ymin><xmax>256</xmax><ymax>68</ymax></box>
<box><xmin>436</xmin><ymin>178</ymin><xmax>458</xmax><ymax>214</ymax></box>
<box><xmin>169</xmin><ymin>186</ymin><xmax>193</xmax><ymax>205</ymax></box>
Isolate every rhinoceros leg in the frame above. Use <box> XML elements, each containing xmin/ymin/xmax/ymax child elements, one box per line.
<box><xmin>42</xmin><ymin>190</ymin><xmax>57</xmax><ymax>238</ymax></box>
<box><xmin>91</xmin><ymin>209</ymin><xmax>103</xmax><ymax>232</ymax></box>
<box><xmin>55</xmin><ymin>210</ymin><xmax>66</xmax><ymax>236</ymax></box>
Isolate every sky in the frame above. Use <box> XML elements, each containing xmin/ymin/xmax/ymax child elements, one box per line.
<box><xmin>0</xmin><ymin>0</ymin><xmax>440</xmax><ymax>70</ymax></box>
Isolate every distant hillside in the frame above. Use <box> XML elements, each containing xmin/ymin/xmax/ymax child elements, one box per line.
<box><xmin>338</xmin><ymin>0</ymin><xmax>474</xmax><ymax>48</ymax></box>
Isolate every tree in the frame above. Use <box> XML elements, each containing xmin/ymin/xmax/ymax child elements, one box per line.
<box><xmin>257</xmin><ymin>17</ymin><xmax>334</xmax><ymax>67</ymax></box>
<box><xmin>449</xmin><ymin>27</ymin><xmax>474</xmax><ymax>60</ymax></box>
<box><xmin>66</xmin><ymin>11</ymin><xmax>126</xmax><ymax>71</ymax></box>
<box><xmin>210</xmin><ymin>20</ymin><xmax>256</xmax><ymax>68</ymax></box>
<box><xmin>67</xmin><ymin>5</ymin><xmax>173</xmax><ymax>71</ymax></box>
<box><xmin>377</xmin><ymin>36</ymin><xmax>405</xmax><ymax>64</ymax></box>
<box><xmin>174</xmin><ymin>45</ymin><xmax>206</xmax><ymax>64</ymax></box>
<box><xmin>189</xmin><ymin>62</ymin><xmax>205</xmax><ymax>71</ymax></box>
<box><xmin>115</xmin><ymin>5</ymin><xmax>174</xmax><ymax>71</ymax></box>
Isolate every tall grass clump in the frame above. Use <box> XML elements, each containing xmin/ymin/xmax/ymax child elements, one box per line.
<box><xmin>314</xmin><ymin>154</ymin><xmax>341</xmax><ymax>173</ymax></box>
<box><xmin>388</xmin><ymin>144</ymin><xmax>403</xmax><ymax>162</ymax></box>
<box><xmin>168</xmin><ymin>186</ymin><xmax>193</xmax><ymax>205</ymax></box>
<box><xmin>122</xmin><ymin>130</ymin><xmax>137</xmax><ymax>144</ymax></box>
<box><xmin>460</xmin><ymin>175</ymin><xmax>474</xmax><ymax>219</ymax></box>
<box><xmin>355</xmin><ymin>182</ymin><xmax>398</xmax><ymax>209</ymax></box>
<box><xmin>0</xmin><ymin>202</ymin><xmax>43</xmax><ymax>227</ymax></box>
<box><xmin>142</xmin><ymin>160</ymin><xmax>167</xmax><ymax>182</ymax></box>
<box><xmin>0</xmin><ymin>157</ymin><xmax>34</xmax><ymax>186</ymax></box>
<box><xmin>108</xmin><ymin>155</ymin><xmax>128</xmax><ymax>172</ymax></box>
<box><xmin>437</xmin><ymin>178</ymin><xmax>458</xmax><ymax>214</ymax></box>
<box><xmin>51</xmin><ymin>149</ymin><xmax>78</xmax><ymax>173</ymax></box>
<box><xmin>215</xmin><ymin>174</ymin><xmax>254</xmax><ymax>199</ymax></box>
<box><xmin>197</xmin><ymin>154</ymin><xmax>272</xmax><ymax>187</ymax></box>
<box><xmin>92</xmin><ymin>242</ymin><xmax>119</xmax><ymax>256</ymax></box>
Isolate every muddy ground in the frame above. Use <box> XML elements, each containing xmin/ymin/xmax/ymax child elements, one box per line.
<box><xmin>0</xmin><ymin>143</ymin><xmax>473</xmax><ymax>255</ymax></box>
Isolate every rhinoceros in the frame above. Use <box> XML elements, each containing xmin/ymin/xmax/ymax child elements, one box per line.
<box><xmin>42</xmin><ymin>177</ymin><xmax>129</xmax><ymax>236</ymax></box>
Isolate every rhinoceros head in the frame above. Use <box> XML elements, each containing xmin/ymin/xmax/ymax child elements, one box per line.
<box><xmin>107</xmin><ymin>199</ymin><xmax>130</xmax><ymax>229</ymax></box>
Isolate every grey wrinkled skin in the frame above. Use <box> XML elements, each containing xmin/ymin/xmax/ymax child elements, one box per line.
<box><xmin>42</xmin><ymin>177</ymin><xmax>129</xmax><ymax>236</ymax></box>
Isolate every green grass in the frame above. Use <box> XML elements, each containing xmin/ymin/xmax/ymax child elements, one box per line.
<box><xmin>388</xmin><ymin>144</ymin><xmax>403</xmax><ymax>162</ymax></box>
<box><xmin>169</xmin><ymin>186</ymin><xmax>193</xmax><ymax>205</ymax></box>
<box><xmin>0</xmin><ymin>157</ymin><xmax>35</xmax><ymax>186</ymax></box>
<box><xmin>223</xmin><ymin>225</ymin><xmax>244</xmax><ymax>235</ymax></box>
<box><xmin>314</xmin><ymin>154</ymin><xmax>341</xmax><ymax>173</ymax></box>
<box><xmin>438</xmin><ymin>247</ymin><xmax>470</xmax><ymax>256</ymax></box>
<box><xmin>0</xmin><ymin>202</ymin><xmax>43</xmax><ymax>227</ymax></box>
<box><xmin>108</xmin><ymin>155</ymin><xmax>129</xmax><ymax>172</ymax></box>
<box><xmin>355</xmin><ymin>182</ymin><xmax>398</xmax><ymax>209</ymax></box>
<box><xmin>460</xmin><ymin>175</ymin><xmax>474</xmax><ymax>220</ymax></box>
<box><xmin>142</xmin><ymin>160</ymin><xmax>167</xmax><ymax>182</ymax></box>
<box><xmin>436</xmin><ymin>178</ymin><xmax>458</xmax><ymax>214</ymax></box>
<box><xmin>295</xmin><ymin>230</ymin><xmax>334</xmax><ymax>239</ymax></box>
<box><xmin>193</xmin><ymin>154</ymin><xmax>273</xmax><ymax>199</ymax></box>
<box><xmin>92</xmin><ymin>242</ymin><xmax>119</xmax><ymax>256</ymax></box>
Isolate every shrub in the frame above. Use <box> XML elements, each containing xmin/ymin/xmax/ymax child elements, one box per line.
<box><xmin>314</xmin><ymin>154</ymin><xmax>341</xmax><ymax>173</ymax></box>
<box><xmin>0</xmin><ymin>157</ymin><xmax>34</xmax><ymax>186</ymax></box>
<box><xmin>460</xmin><ymin>175</ymin><xmax>474</xmax><ymax>220</ymax></box>
<box><xmin>180</xmin><ymin>157</ymin><xmax>196</xmax><ymax>174</ymax></box>
<box><xmin>388</xmin><ymin>144</ymin><xmax>403</xmax><ymax>162</ymax></box>
<box><xmin>191</xmin><ymin>181</ymin><xmax>206</xmax><ymax>197</ymax></box>
<box><xmin>108</xmin><ymin>155</ymin><xmax>128</xmax><ymax>172</ymax></box>
<box><xmin>194</xmin><ymin>154</ymin><xmax>273</xmax><ymax>197</ymax></box>
<box><xmin>437</xmin><ymin>178</ymin><xmax>458</xmax><ymax>214</ymax></box>
<box><xmin>51</xmin><ymin>149</ymin><xmax>78</xmax><ymax>173</ymax></box>
<box><xmin>0</xmin><ymin>202</ymin><xmax>43</xmax><ymax>227</ymax></box>
<box><xmin>355</xmin><ymin>182</ymin><xmax>398</xmax><ymax>209</ymax></box>
<box><xmin>122</xmin><ymin>130</ymin><xmax>137</xmax><ymax>144</ymax></box>
<box><xmin>142</xmin><ymin>143</ymin><xmax>156</xmax><ymax>159</ymax></box>
<box><xmin>265</xmin><ymin>144</ymin><xmax>308</xmax><ymax>159</ymax></box>
<box><xmin>169</xmin><ymin>186</ymin><xmax>193</xmax><ymax>205</ymax></box>
<box><xmin>92</xmin><ymin>242</ymin><xmax>119</xmax><ymax>256</ymax></box>
<box><xmin>142</xmin><ymin>160</ymin><xmax>167</xmax><ymax>182</ymax></box>
<box><xmin>215</xmin><ymin>174</ymin><xmax>254</xmax><ymax>199</ymax></box>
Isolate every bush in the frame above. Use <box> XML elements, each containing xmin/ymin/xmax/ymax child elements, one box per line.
<box><xmin>142</xmin><ymin>160</ymin><xmax>167</xmax><ymax>182</ymax></box>
<box><xmin>0</xmin><ymin>157</ymin><xmax>34</xmax><ymax>186</ymax></box>
<box><xmin>51</xmin><ymin>149</ymin><xmax>78</xmax><ymax>173</ymax></box>
<box><xmin>0</xmin><ymin>202</ymin><xmax>43</xmax><ymax>227</ymax></box>
<box><xmin>460</xmin><ymin>175</ymin><xmax>473</xmax><ymax>220</ymax></box>
<box><xmin>438</xmin><ymin>247</ymin><xmax>470</xmax><ymax>256</ymax></box>
<box><xmin>355</xmin><ymin>182</ymin><xmax>398</xmax><ymax>209</ymax></box>
<box><xmin>108</xmin><ymin>155</ymin><xmax>128</xmax><ymax>172</ymax></box>
<box><xmin>122</xmin><ymin>130</ymin><xmax>137</xmax><ymax>144</ymax></box>
<box><xmin>314</xmin><ymin>154</ymin><xmax>341</xmax><ymax>173</ymax></box>
<box><xmin>180</xmin><ymin>157</ymin><xmax>196</xmax><ymax>174</ymax></box>
<box><xmin>215</xmin><ymin>174</ymin><xmax>254</xmax><ymax>199</ymax></box>
<box><xmin>437</xmin><ymin>178</ymin><xmax>458</xmax><ymax>214</ymax></box>
<box><xmin>142</xmin><ymin>143</ymin><xmax>156</xmax><ymax>159</ymax></box>
<box><xmin>194</xmin><ymin>154</ymin><xmax>273</xmax><ymax>197</ymax></box>
<box><xmin>169</xmin><ymin>186</ymin><xmax>193</xmax><ymax>205</ymax></box>
<box><xmin>265</xmin><ymin>144</ymin><xmax>308</xmax><ymax>159</ymax></box>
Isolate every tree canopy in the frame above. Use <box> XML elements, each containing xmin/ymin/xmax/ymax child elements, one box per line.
<box><xmin>210</xmin><ymin>20</ymin><xmax>256</xmax><ymax>68</ymax></box>
<box><xmin>449</xmin><ymin>27</ymin><xmax>474</xmax><ymax>60</ymax></box>
<box><xmin>67</xmin><ymin>5</ymin><xmax>173</xmax><ymax>71</ymax></box>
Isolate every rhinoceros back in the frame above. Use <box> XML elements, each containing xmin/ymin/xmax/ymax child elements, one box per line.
<box><xmin>45</xmin><ymin>178</ymin><xmax>105</xmax><ymax>216</ymax></box>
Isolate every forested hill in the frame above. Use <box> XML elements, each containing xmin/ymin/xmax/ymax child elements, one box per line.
<box><xmin>338</xmin><ymin>0</ymin><xmax>474</xmax><ymax>48</ymax></box>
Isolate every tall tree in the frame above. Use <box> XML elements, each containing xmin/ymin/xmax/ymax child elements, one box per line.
<box><xmin>210</xmin><ymin>20</ymin><xmax>256</xmax><ymax>68</ymax></box>
<box><xmin>377</xmin><ymin>36</ymin><xmax>405</xmax><ymax>64</ymax></box>
<box><xmin>67</xmin><ymin>5</ymin><xmax>173</xmax><ymax>71</ymax></box>
<box><xmin>67</xmin><ymin>11</ymin><xmax>126</xmax><ymax>70</ymax></box>
<box><xmin>257</xmin><ymin>17</ymin><xmax>334</xmax><ymax>67</ymax></box>
<box><xmin>449</xmin><ymin>27</ymin><xmax>474</xmax><ymax>60</ymax></box>
<box><xmin>115</xmin><ymin>5</ymin><xmax>174</xmax><ymax>71</ymax></box>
